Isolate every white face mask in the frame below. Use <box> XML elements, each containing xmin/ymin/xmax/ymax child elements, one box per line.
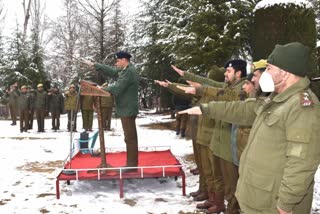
<box><xmin>259</xmin><ymin>72</ymin><xmax>275</xmax><ymax>92</ymax></box>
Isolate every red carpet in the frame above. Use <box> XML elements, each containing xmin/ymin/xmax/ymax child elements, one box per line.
<box><xmin>58</xmin><ymin>149</ymin><xmax>183</xmax><ymax>179</ymax></box>
<box><xmin>56</xmin><ymin>149</ymin><xmax>186</xmax><ymax>199</ymax></box>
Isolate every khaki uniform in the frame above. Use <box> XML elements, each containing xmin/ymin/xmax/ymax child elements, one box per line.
<box><xmin>80</xmin><ymin>95</ymin><xmax>94</xmax><ymax>131</ymax></box>
<box><xmin>167</xmin><ymin>83</ymin><xmax>202</xmax><ymax>186</ymax></box>
<box><xmin>64</xmin><ymin>91</ymin><xmax>79</xmax><ymax>131</ymax></box>
<box><xmin>201</xmin><ymin>77</ymin><xmax>320</xmax><ymax>214</ymax></box>
<box><xmin>184</xmin><ymin>71</ymin><xmax>245</xmax><ymax>213</ymax></box>
<box><xmin>101</xmin><ymin>95</ymin><xmax>113</xmax><ymax>130</ymax></box>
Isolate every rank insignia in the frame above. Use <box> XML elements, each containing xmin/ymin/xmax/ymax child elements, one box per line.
<box><xmin>300</xmin><ymin>91</ymin><xmax>313</xmax><ymax>107</ymax></box>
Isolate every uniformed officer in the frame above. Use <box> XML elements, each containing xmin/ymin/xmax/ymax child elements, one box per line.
<box><xmin>83</xmin><ymin>51</ymin><xmax>139</xmax><ymax>171</ymax></box>
<box><xmin>34</xmin><ymin>84</ymin><xmax>48</xmax><ymax>132</ymax></box>
<box><xmin>26</xmin><ymin>86</ymin><xmax>36</xmax><ymax>129</ymax></box>
<box><xmin>17</xmin><ymin>86</ymin><xmax>31</xmax><ymax>132</ymax></box>
<box><xmin>64</xmin><ymin>84</ymin><xmax>79</xmax><ymax>132</ymax></box>
<box><xmin>5</xmin><ymin>84</ymin><xmax>19</xmax><ymax>125</ymax></box>
<box><xmin>80</xmin><ymin>95</ymin><xmax>94</xmax><ymax>132</ymax></box>
<box><xmin>100</xmin><ymin>82</ymin><xmax>114</xmax><ymax>131</ymax></box>
<box><xmin>180</xmin><ymin>42</ymin><xmax>320</xmax><ymax>214</ymax></box>
<box><xmin>48</xmin><ymin>85</ymin><xmax>64</xmax><ymax>131</ymax></box>
<box><xmin>173</xmin><ymin>60</ymin><xmax>247</xmax><ymax>214</ymax></box>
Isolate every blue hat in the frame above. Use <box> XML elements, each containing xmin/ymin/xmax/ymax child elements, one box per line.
<box><xmin>224</xmin><ymin>59</ymin><xmax>247</xmax><ymax>78</ymax></box>
<box><xmin>115</xmin><ymin>51</ymin><xmax>132</xmax><ymax>60</ymax></box>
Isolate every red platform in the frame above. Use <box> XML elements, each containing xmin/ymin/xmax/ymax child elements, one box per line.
<box><xmin>56</xmin><ymin>148</ymin><xmax>186</xmax><ymax>198</ymax></box>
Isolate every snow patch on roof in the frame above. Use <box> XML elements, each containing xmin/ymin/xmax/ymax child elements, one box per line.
<box><xmin>255</xmin><ymin>0</ymin><xmax>311</xmax><ymax>11</ymax></box>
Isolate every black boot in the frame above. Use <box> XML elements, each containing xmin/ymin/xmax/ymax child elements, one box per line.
<box><xmin>176</xmin><ymin>129</ymin><xmax>180</xmax><ymax>135</ymax></box>
<box><xmin>181</xmin><ymin>129</ymin><xmax>186</xmax><ymax>138</ymax></box>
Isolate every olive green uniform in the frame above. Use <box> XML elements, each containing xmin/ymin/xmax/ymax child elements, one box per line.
<box><xmin>48</xmin><ymin>91</ymin><xmax>64</xmax><ymax>131</ymax></box>
<box><xmin>80</xmin><ymin>95</ymin><xmax>94</xmax><ymax>131</ymax></box>
<box><xmin>34</xmin><ymin>90</ymin><xmax>48</xmax><ymax>132</ymax></box>
<box><xmin>166</xmin><ymin>83</ymin><xmax>204</xmax><ymax>191</ymax></box>
<box><xmin>5</xmin><ymin>89</ymin><xmax>19</xmax><ymax>124</ymax></box>
<box><xmin>27</xmin><ymin>90</ymin><xmax>35</xmax><ymax>129</ymax></box>
<box><xmin>101</xmin><ymin>95</ymin><xmax>113</xmax><ymax>130</ymax></box>
<box><xmin>184</xmin><ymin>71</ymin><xmax>245</xmax><ymax>213</ymax></box>
<box><xmin>18</xmin><ymin>92</ymin><xmax>31</xmax><ymax>132</ymax></box>
<box><xmin>94</xmin><ymin>62</ymin><xmax>139</xmax><ymax>167</ymax></box>
<box><xmin>201</xmin><ymin>77</ymin><xmax>320</xmax><ymax>214</ymax></box>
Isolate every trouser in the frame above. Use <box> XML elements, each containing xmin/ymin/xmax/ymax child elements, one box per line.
<box><xmin>175</xmin><ymin>113</ymin><xmax>188</xmax><ymax>131</ymax></box>
<box><xmin>20</xmin><ymin>110</ymin><xmax>29</xmax><ymax>132</ymax></box>
<box><xmin>102</xmin><ymin>107</ymin><xmax>112</xmax><ymax>129</ymax></box>
<box><xmin>36</xmin><ymin>109</ymin><xmax>46</xmax><ymax>132</ymax></box>
<box><xmin>190</xmin><ymin>115</ymin><xmax>200</xmax><ymax>167</ymax></box>
<box><xmin>200</xmin><ymin>145</ymin><xmax>224</xmax><ymax>193</ymax></box>
<box><xmin>9</xmin><ymin>104</ymin><xmax>17</xmax><ymax>123</ymax></box>
<box><xmin>82</xmin><ymin>109</ymin><xmax>93</xmax><ymax>130</ymax></box>
<box><xmin>121</xmin><ymin>116</ymin><xmax>138</xmax><ymax>167</ymax></box>
<box><xmin>67</xmin><ymin>110</ymin><xmax>77</xmax><ymax>131</ymax></box>
<box><xmin>216</xmin><ymin>155</ymin><xmax>239</xmax><ymax>213</ymax></box>
<box><xmin>210</xmin><ymin>153</ymin><xmax>225</xmax><ymax>194</ymax></box>
<box><xmin>28</xmin><ymin>109</ymin><xmax>34</xmax><ymax>129</ymax></box>
<box><xmin>51</xmin><ymin>111</ymin><xmax>61</xmax><ymax>130</ymax></box>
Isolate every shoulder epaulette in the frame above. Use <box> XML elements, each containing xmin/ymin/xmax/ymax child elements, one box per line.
<box><xmin>300</xmin><ymin>91</ymin><xmax>313</xmax><ymax>107</ymax></box>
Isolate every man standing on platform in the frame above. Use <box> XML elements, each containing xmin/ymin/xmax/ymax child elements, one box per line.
<box><xmin>83</xmin><ymin>51</ymin><xmax>139</xmax><ymax>172</ymax></box>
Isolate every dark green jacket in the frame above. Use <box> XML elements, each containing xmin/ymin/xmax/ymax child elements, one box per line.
<box><xmin>5</xmin><ymin>89</ymin><xmax>19</xmax><ymax>106</ymax></box>
<box><xmin>48</xmin><ymin>91</ymin><xmax>64</xmax><ymax>113</ymax></box>
<box><xmin>94</xmin><ymin>63</ymin><xmax>139</xmax><ymax>117</ymax></box>
<box><xmin>201</xmin><ymin>77</ymin><xmax>320</xmax><ymax>214</ymax></box>
<box><xmin>18</xmin><ymin>92</ymin><xmax>30</xmax><ymax>111</ymax></box>
<box><xmin>34</xmin><ymin>90</ymin><xmax>48</xmax><ymax>111</ymax></box>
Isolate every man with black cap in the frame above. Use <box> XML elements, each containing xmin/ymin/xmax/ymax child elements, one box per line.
<box><xmin>179</xmin><ymin>42</ymin><xmax>320</xmax><ymax>214</ymax></box>
<box><xmin>82</xmin><ymin>51</ymin><xmax>139</xmax><ymax>172</ymax></box>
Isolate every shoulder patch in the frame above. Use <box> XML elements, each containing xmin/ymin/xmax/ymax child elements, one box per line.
<box><xmin>300</xmin><ymin>91</ymin><xmax>313</xmax><ymax>107</ymax></box>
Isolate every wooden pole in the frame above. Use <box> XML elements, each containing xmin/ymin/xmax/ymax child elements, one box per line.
<box><xmin>96</xmin><ymin>96</ymin><xmax>108</xmax><ymax>168</ymax></box>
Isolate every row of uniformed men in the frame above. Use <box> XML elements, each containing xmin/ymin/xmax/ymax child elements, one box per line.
<box><xmin>5</xmin><ymin>83</ymin><xmax>113</xmax><ymax>133</ymax></box>
<box><xmin>155</xmin><ymin>42</ymin><xmax>320</xmax><ymax>214</ymax></box>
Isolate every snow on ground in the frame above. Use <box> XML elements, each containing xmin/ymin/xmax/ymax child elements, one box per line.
<box><xmin>2</xmin><ymin>109</ymin><xmax>320</xmax><ymax>213</ymax></box>
<box><xmin>0</xmin><ymin>110</ymin><xmax>201</xmax><ymax>214</ymax></box>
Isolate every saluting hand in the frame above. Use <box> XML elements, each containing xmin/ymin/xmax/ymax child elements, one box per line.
<box><xmin>171</xmin><ymin>65</ymin><xmax>185</xmax><ymax>76</ymax></box>
<box><xmin>176</xmin><ymin>85</ymin><xmax>196</xmax><ymax>95</ymax></box>
<box><xmin>186</xmin><ymin>80</ymin><xmax>202</xmax><ymax>88</ymax></box>
<box><xmin>154</xmin><ymin>80</ymin><xmax>169</xmax><ymax>88</ymax></box>
<box><xmin>178</xmin><ymin>106</ymin><xmax>202</xmax><ymax>115</ymax></box>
